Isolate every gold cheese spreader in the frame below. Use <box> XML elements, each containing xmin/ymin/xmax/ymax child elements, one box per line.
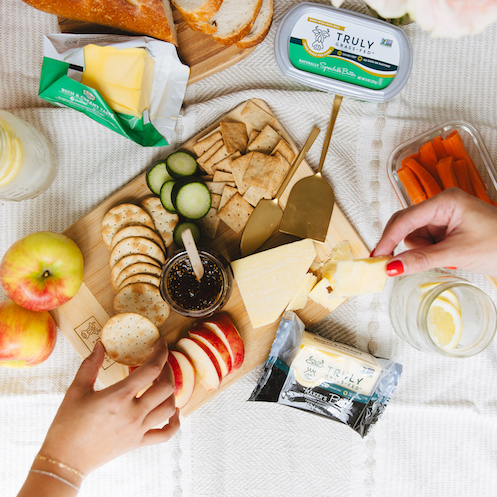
<box><xmin>279</xmin><ymin>94</ymin><xmax>342</xmax><ymax>242</ymax></box>
<box><xmin>239</xmin><ymin>126</ymin><xmax>321</xmax><ymax>257</ymax></box>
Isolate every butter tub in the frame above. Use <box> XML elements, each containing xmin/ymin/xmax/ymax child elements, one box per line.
<box><xmin>274</xmin><ymin>3</ymin><xmax>412</xmax><ymax>102</ymax></box>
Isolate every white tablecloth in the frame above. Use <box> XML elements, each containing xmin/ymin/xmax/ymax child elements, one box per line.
<box><xmin>2</xmin><ymin>1</ymin><xmax>497</xmax><ymax>496</ymax></box>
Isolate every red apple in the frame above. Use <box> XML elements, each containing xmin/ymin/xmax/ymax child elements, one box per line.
<box><xmin>0</xmin><ymin>299</ymin><xmax>57</xmax><ymax>368</ymax></box>
<box><xmin>200</xmin><ymin>314</ymin><xmax>244</xmax><ymax>371</ymax></box>
<box><xmin>176</xmin><ymin>337</ymin><xmax>222</xmax><ymax>391</ymax></box>
<box><xmin>189</xmin><ymin>324</ymin><xmax>232</xmax><ymax>377</ymax></box>
<box><xmin>0</xmin><ymin>231</ymin><xmax>84</xmax><ymax>311</ymax></box>
<box><xmin>169</xmin><ymin>350</ymin><xmax>195</xmax><ymax>409</ymax></box>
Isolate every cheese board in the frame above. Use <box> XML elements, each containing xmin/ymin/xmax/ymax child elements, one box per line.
<box><xmin>49</xmin><ymin>99</ymin><xmax>369</xmax><ymax>416</ymax></box>
<box><xmin>58</xmin><ymin>8</ymin><xmax>256</xmax><ymax>85</ymax></box>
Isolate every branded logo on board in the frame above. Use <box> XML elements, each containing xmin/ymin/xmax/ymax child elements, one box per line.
<box><xmin>75</xmin><ymin>316</ymin><xmax>115</xmax><ymax>369</ymax></box>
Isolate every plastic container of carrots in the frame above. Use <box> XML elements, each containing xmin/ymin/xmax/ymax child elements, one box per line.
<box><xmin>387</xmin><ymin>121</ymin><xmax>497</xmax><ymax>208</ymax></box>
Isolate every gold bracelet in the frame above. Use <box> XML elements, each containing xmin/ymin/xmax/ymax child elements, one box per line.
<box><xmin>29</xmin><ymin>469</ymin><xmax>80</xmax><ymax>492</ymax></box>
<box><xmin>36</xmin><ymin>454</ymin><xmax>85</xmax><ymax>479</ymax></box>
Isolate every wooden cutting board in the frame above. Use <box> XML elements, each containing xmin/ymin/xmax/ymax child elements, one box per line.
<box><xmin>58</xmin><ymin>8</ymin><xmax>256</xmax><ymax>85</ymax></box>
<box><xmin>50</xmin><ymin>99</ymin><xmax>369</xmax><ymax>416</ymax></box>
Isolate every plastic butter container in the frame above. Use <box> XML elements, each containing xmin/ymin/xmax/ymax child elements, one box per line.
<box><xmin>387</xmin><ymin>121</ymin><xmax>497</xmax><ymax>208</ymax></box>
<box><xmin>275</xmin><ymin>3</ymin><xmax>412</xmax><ymax>101</ymax></box>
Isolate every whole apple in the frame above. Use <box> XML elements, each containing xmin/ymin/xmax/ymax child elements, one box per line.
<box><xmin>0</xmin><ymin>299</ymin><xmax>57</xmax><ymax>368</ymax></box>
<box><xmin>0</xmin><ymin>231</ymin><xmax>84</xmax><ymax>311</ymax></box>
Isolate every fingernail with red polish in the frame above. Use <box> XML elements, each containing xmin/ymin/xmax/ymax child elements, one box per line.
<box><xmin>386</xmin><ymin>260</ymin><xmax>404</xmax><ymax>276</ymax></box>
<box><xmin>370</xmin><ymin>249</ymin><xmax>375</xmax><ymax>257</ymax></box>
<box><xmin>445</xmin><ymin>267</ymin><xmax>457</xmax><ymax>270</ymax></box>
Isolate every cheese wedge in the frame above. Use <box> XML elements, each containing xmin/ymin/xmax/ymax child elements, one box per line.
<box><xmin>231</xmin><ymin>239</ymin><xmax>317</xmax><ymax>328</ymax></box>
<box><xmin>330</xmin><ymin>256</ymin><xmax>391</xmax><ymax>297</ymax></box>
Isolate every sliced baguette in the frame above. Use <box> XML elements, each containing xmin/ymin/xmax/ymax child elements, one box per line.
<box><xmin>236</xmin><ymin>0</ymin><xmax>273</xmax><ymax>49</ymax></box>
<box><xmin>172</xmin><ymin>0</ymin><xmax>223</xmax><ymax>25</ymax></box>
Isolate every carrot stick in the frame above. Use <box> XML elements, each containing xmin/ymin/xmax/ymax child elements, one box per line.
<box><xmin>432</xmin><ymin>136</ymin><xmax>448</xmax><ymax>160</ymax></box>
<box><xmin>405</xmin><ymin>158</ymin><xmax>443</xmax><ymax>198</ymax></box>
<box><xmin>436</xmin><ymin>157</ymin><xmax>459</xmax><ymax>189</ymax></box>
<box><xmin>466</xmin><ymin>162</ymin><xmax>493</xmax><ymax>204</ymax></box>
<box><xmin>397</xmin><ymin>166</ymin><xmax>427</xmax><ymax>204</ymax></box>
<box><xmin>401</xmin><ymin>152</ymin><xmax>421</xmax><ymax>168</ymax></box>
<box><xmin>453</xmin><ymin>159</ymin><xmax>474</xmax><ymax>196</ymax></box>
<box><xmin>418</xmin><ymin>142</ymin><xmax>442</xmax><ymax>187</ymax></box>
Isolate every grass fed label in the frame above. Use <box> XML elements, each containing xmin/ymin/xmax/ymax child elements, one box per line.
<box><xmin>289</xmin><ymin>13</ymin><xmax>400</xmax><ymax>90</ymax></box>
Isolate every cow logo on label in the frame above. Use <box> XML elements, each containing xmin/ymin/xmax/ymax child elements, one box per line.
<box><xmin>75</xmin><ymin>317</ymin><xmax>115</xmax><ymax>370</ymax></box>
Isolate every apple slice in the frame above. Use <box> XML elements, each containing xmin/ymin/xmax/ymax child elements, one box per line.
<box><xmin>189</xmin><ymin>324</ymin><xmax>232</xmax><ymax>377</ymax></box>
<box><xmin>200</xmin><ymin>314</ymin><xmax>245</xmax><ymax>371</ymax></box>
<box><xmin>176</xmin><ymin>337</ymin><xmax>222</xmax><ymax>391</ymax></box>
<box><xmin>169</xmin><ymin>350</ymin><xmax>195</xmax><ymax>409</ymax></box>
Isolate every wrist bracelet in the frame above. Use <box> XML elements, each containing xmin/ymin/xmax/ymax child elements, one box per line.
<box><xmin>29</xmin><ymin>469</ymin><xmax>80</xmax><ymax>492</ymax></box>
<box><xmin>36</xmin><ymin>454</ymin><xmax>85</xmax><ymax>479</ymax></box>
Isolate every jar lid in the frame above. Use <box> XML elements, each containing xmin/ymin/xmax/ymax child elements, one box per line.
<box><xmin>274</xmin><ymin>3</ymin><xmax>413</xmax><ymax>102</ymax></box>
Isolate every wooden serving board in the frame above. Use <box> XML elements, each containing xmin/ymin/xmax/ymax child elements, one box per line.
<box><xmin>58</xmin><ymin>9</ymin><xmax>256</xmax><ymax>85</ymax></box>
<box><xmin>50</xmin><ymin>99</ymin><xmax>369</xmax><ymax>416</ymax></box>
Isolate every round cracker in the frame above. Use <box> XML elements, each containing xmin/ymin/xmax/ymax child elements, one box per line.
<box><xmin>140</xmin><ymin>196</ymin><xmax>179</xmax><ymax>248</ymax></box>
<box><xmin>111</xmin><ymin>225</ymin><xmax>165</xmax><ymax>252</ymax></box>
<box><xmin>101</xmin><ymin>313</ymin><xmax>159</xmax><ymax>367</ymax></box>
<box><xmin>113</xmin><ymin>283</ymin><xmax>170</xmax><ymax>327</ymax></box>
<box><xmin>110</xmin><ymin>254</ymin><xmax>161</xmax><ymax>289</ymax></box>
<box><xmin>113</xmin><ymin>263</ymin><xmax>163</xmax><ymax>293</ymax></box>
<box><xmin>109</xmin><ymin>236</ymin><xmax>165</xmax><ymax>268</ymax></box>
<box><xmin>117</xmin><ymin>273</ymin><xmax>161</xmax><ymax>293</ymax></box>
<box><xmin>101</xmin><ymin>203</ymin><xmax>155</xmax><ymax>249</ymax></box>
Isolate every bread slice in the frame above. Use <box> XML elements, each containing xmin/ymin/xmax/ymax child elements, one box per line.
<box><xmin>172</xmin><ymin>0</ymin><xmax>223</xmax><ymax>25</ymax></box>
<box><xmin>236</xmin><ymin>0</ymin><xmax>273</xmax><ymax>49</ymax></box>
<box><xmin>22</xmin><ymin>0</ymin><xmax>178</xmax><ymax>46</ymax></box>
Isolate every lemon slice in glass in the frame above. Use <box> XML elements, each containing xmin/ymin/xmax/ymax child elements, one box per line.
<box><xmin>428</xmin><ymin>297</ymin><xmax>463</xmax><ymax>349</ymax></box>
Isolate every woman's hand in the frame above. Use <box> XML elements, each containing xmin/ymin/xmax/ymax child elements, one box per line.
<box><xmin>38</xmin><ymin>338</ymin><xmax>179</xmax><ymax>477</ymax></box>
<box><xmin>373</xmin><ymin>188</ymin><xmax>497</xmax><ymax>277</ymax></box>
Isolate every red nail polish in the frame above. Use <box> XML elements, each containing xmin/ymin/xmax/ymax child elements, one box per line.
<box><xmin>386</xmin><ymin>260</ymin><xmax>404</xmax><ymax>276</ymax></box>
<box><xmin>445</xmin><ymin>267</ymin><xmax>457</xmax><ymax>270</ymax></box>
<box><xmin>370</xmin><ymin>249</ymin><xmax>375</xmax><ymax>257</ymax></box>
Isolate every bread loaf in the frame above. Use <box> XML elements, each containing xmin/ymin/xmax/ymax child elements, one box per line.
<box><xmin>22</xmin><ymin>0</ymin><xmax>178</xmax><ymax>46</ymax></box>
<box><xmin>171</xmin><ymin>0</ymin><xmax>222</xmax><ymax>25</ymax></box>
<box><xmin>236</xmin><ymin>0</ymin><xmax>272</xmax><ymax>49</ymax></box>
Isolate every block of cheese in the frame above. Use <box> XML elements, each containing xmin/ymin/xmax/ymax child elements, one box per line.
<box><xmin>81</xmin><ymin>45</ymin><xmax>154</xmax><ymax>118</ymax></box>
<box><xmin>308</xmin><ymin>278</ymin><xmax>346</xmax><ymax>312</ymax></box>
<box><xmin>231</xmin><ymin>239</ymin><xmax>317</xmax><ymax>328</ymax></box>
<box><xmin>286</xmin><ymin>271</ymin><xmax>318</xmax><ymax>311</ymax></box>
<box><xmin>330</xmin><ymin>256</ymin><xmax>391</xmax><ymax>298</ymax></box>
<box><xmin>321</xmin><ymin>239</ymin><xmax>352</xmax><ymax>283</ymax></box>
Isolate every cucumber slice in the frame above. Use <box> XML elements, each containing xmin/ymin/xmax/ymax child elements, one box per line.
<box><xmin>166</xmin><ymin>151</ymin><xmax>198</xmax><ymax>178</ymax></box>
<box><xmin>172</xmin><ymin>178</ymin><xmax>211</xmax><ymax>220</ymax></box>
<box><xmin>160</xmin><ymin>180</ymin><xmax>177</xmax><ymax>213</ymax></box>
<box><xmin>173</xmin><ymin>221</ymin><xmax>202</xmax><ymax>248</ymax></box>
<box><xmin>146</xmin><ymin>161</ymin><xmax>174</xmax><ymax>195</ymax></box>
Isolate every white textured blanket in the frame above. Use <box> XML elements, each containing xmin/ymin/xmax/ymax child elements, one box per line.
<box><xmin>1</xmin><ymin>0</ymin><xmax>497</xmax><ymax>496</ymax></box>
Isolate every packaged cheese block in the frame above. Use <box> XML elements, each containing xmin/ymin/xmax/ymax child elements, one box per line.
<box><xmin>231</xmin><ymin>239</ymin><xmax>317</xmax><ymax>328</ymax></box>
<box><xmin>330</xmin><ymin>256</ymin><xmax>391</xmax><ymax>298</ymax></box>
<box><xmin>81</xmin><ymin>45</ymin><xmax>154</xmax><ymax>118</ymax></box>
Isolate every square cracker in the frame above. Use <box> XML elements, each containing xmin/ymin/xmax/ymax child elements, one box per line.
<box><xmin>197</xmin><ymin>140</ymin><xmax>223</xmax><ymax>167</ymax></box>
<box><xmin>217</xmin><ymin>192</ymin><xmax>254</xmax><ymax>233</ymax></box>
<box><xmin>213</xmin><ymin>170</ymin><xmax>235</xmax><ymax>183</ymax></box>
<box><xmin>271</xmin><ymin>139</ymin><xmax>296</xmax><ymax>164</ymax></box>
<box><xmin>240</xmin><ymin>101</ymin><xmax>276</xmax><ymax>131</ymax></box>
<box><xmin>202</xmin><ymin>144</ymin><xmax>232</xmax><ymax>175</ymax></box>
<box><xmin>248</xmin><ymin>130</ymin><xmax>259</xmax><ymax>146</ymax></box>
<box><xmin>210</xmin><ymin>193</ymin><xmax>222</xmax><ymax>209</ymax></box>
<box><xmin>230</xmin><ymin>153</ymin><xmax>253</xmax><ymax>195</ymax></box>
<box><xmin>219</xmin><ymin>185</ymin><xmax>238</xmax><ymax>210</ymax></box>
<box><xmin>244</xmin><ymin>152</ymin><xmax>291</xmax><ymax>197</ymax></box>
<box><xmin>198</xmin><ymin>207</ymin><xmax>220</xmax><ymax>239</ymax></box>
<box><xmin>193</xmin><ymin>129</ymin><xmax>222</xmax><ymax>157</ymax></box>
<box><xmin>205</xmin><ymin>181</ymin><xmax>235</xmax><ymax>195</ymax></box>
<box><xmin>243</xmin><ymin>185</ymin><xmax>271</xmax><ymax>207</ymax></box>
<box><xmin>220</xmin><ymin>122</ymin><xmax>248</xmax><ymax>154</ymax></box>
<box><xmin>212</xmin><ymin>151</ymin><xmax>241</xmax><ymax>173</ymax></box>
<box><xmin>247</xmin><ymin>125</ymin><xmax>281</xmax><ymax>155</ymax></box>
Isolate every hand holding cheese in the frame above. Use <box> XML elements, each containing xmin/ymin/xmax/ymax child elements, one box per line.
<box><xmin>372</xmin><ymin>188</ymin><xmax>497</xmax><ymax>277</ymax></box>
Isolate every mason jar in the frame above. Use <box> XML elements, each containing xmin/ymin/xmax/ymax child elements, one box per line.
<box><xmin>389</xmin><ymin>270</ymin><xmax>497</xmax><ymax>357</ymax></box>
<box><xmin>0</xmin><ymin>110</ymin><xmax>56</xmax><ymax>201</ymax></box>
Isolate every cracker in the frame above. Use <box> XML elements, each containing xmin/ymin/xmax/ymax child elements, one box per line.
<box><xmin>230</xmin><ymin>153</ymin><xmax>253</xmax><ymax>195</ymax></box>
<box><xmin>212</xmin><ymin>151</ymin><xmax>241</xmax><ymax>173</ymax></box>
<box><xmin>101</xmin><ymin>204</ymin><xmax>155</xmax><ymax>249</ymax></box>
<box><xmin>247</xmin><ymin>125</ymin><xmax>281</xmax><ymax>155</ymax></box>
<box><xmin>110</xmin><ymin>254</ymin><xmax>161</xmax><ymax>291</ymax></box>
<box><xmin>198</xmin><ymin>207</ymin><xmax>221</xmax><ymax>239</ymax></box>
<box><xmin>217</xmin><ymin>192</ymin><xmax>254</xmax><ymax>233</ymax></box>
<box><xmin>111</xmin><ymin>225</ymin><xmax>165</xmax><ymax>252</ymax></box>
<box><xmin>197</xmin><ymin>140</ymin><xmax>223</xmax><ymax>167</ymax></box>
<box><xmin>114</xmin><ymin>262</ymin><xmax>163</xmax><ymax>293</ymax></box>
<box><xmin>205</xmin><ymin>181</ymin><xmax>235</xmax><ymax>195</ymax></box>
<box><xmin>270</xmin><ymin>152</ymin><xmax>292</xmax><ymax>197</ymax></box>
<box><xmin>202</xmin><ymin>144</ymin><xmax>231</xmax><ymax>175</ymax></box>
<box><xmin>193</xmin><ymin>130</ymin><xmax>222</xmax><ymax>157</ymax></box>
<box><xmin>213</xmin><ymin>170</ymin><xmax>235</xmax><ymax>183</ymax></box>
<box><xmin>210</xmin><ymin>193</ymin><xmax>222</xmax><ymax>210</ymax></box>
<box><xmin>248</xmin><ymin>130</ymin><xmax>259</xmax><ymax>146</ymax></box>
<box><xmin>244</xmin><ymin>152</ymin><xmax>290</xmax><ymax>197</ymax></box>
<box><xmin>271</xmin><ymin>139</ymin><xmax>296</xmax><ymax>164</ymax></box>
<box><xmin>240</xmin><ymin>101</ymin><xmax>276</xmax><ymax>131</ymax></box>
<box><xmin>220</xmin><ymin>121</ymin><xmax>248</xmax><ymax>154</ymax></box>
<box><xmin>110</xmin><ymin>237</ymin><xmax>165</xmax><ymax>268</ymax></box>
<box><xmin>243</xmin><ymin>185</ymin><xmax>271</xmax><ymax>207</ymax></box>
<box><xmin>219</xmin><ymin>185</ymin><xmax>238</xmax><ymax>210</ymax></box>
<box><xmin>113</xmin><ymin>283</ymin><xmax>170</xmax><ymax>327</ymax></box>
<box><xmin>101</xmin><ymin>313</ymin><xmax>160</xmax><ymax>367</ymax></box>
<box><xmin>117</xmin><ymin>273</ymin><xmax>161</xmax><ymax>293</ymax></box>
<box><xmin>140</xmin><ymin>196</ymin><xmax>178</xmax><ymax>248</ymax></box>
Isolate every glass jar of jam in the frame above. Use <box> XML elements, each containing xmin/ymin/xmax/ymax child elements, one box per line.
<box><xmin>160</xmin><ymin>248</ymin><xmax>233</xmax><ymax>318</ymax></box>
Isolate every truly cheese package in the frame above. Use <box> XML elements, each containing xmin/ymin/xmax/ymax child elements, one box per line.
<box><xmin>249</xmin><ymin>312</ymin><xmax>403</xmax><ymax>437</ymax></box>
<box><xmin>39</xmin><ymin>34</ymin><xmax>190</xmax><ymax>147</ymax></box>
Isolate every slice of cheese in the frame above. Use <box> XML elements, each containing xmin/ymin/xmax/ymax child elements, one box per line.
<box><xmin>308</xmin><ymin>278</ymin><xmax>346</xmax><ymax>312</ymax></box>
<box><xmin>81</xmin><ymin>45</ymin><xmax>154</xmax><ymax>118</ymax></box>
<box><xmin>231</xmin><ymin>239</ymin><xmax>317</xmax><ymax>328</ymax></box>
<box><xmin>322</xmin><ymin>239</ymin><xmax>352</xmax><ymax>283</ymax></box>
<box><xmin>286</xmin><ymin>271</ymin><xmax>318</xmax><ymax>311</ymax></box>
<box><xmin>330</xmin><ymin>256</ymin><xmax>391</xmax><ymax>298</ymax></box>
